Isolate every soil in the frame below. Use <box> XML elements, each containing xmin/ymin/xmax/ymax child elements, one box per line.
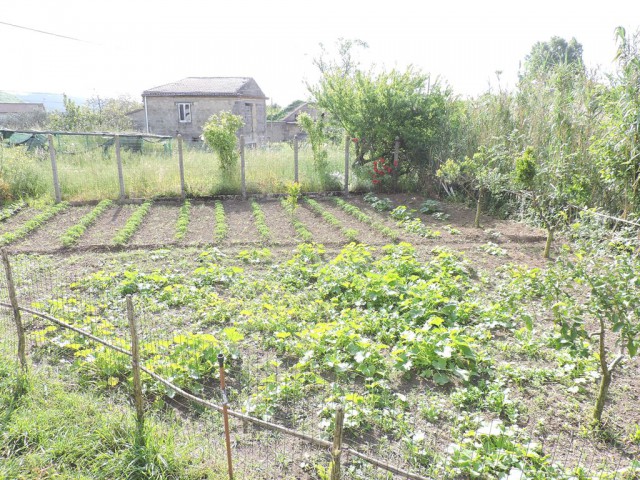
<box><xmin>181</xmin><ymin>201</ymin><xmax>216</xmax><ymax>246</ymax></box>
<box><xmin>129</xmin><ymin>204</ymin><xmax>180</xmax><ymax>248</ymax></box>
<box><xmin>74</xmin><ymin>204</ymin><xmax>137</xmax><ymax>248</ymax></box>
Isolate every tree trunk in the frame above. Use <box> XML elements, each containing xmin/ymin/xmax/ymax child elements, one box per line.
<box><xmin>543</xmin><ymin>227</ymin><xmax>554</xmax><ymax>259</ymax></box>
<box><xmin>474</xmin><ymin>188</ymin><xmax>483</xmax><ymax>228</ymax></box>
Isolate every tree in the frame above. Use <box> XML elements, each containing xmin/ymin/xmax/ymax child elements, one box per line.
<box><xmin>297</xmin><ymin>112</ymin><xmax>332</xmax><ymax>188</ymax></box>
<box><xmin>523</xmin><ymin>36</ymin><xmax>584</xmax><ymax>77</ymax></box>
<box><xmin>202</xmin><ymin>112</ymin><xmax>244</xmax><ymax>175</ymax></box>
<box><xmin>308</xmin><ymin>39</ymin><xmax>463</xmax><ymax>187</ymax></box>
<box><xmin>48</xmin><ymin>94</ymin><xmax>140</xmax><ymax>132</ymax></box>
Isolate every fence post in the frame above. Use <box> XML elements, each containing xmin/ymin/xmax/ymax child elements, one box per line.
<box><xmin>344</xmin><ymin>135</ymin><xmax>350</xmax><ymax>194</ymax></box>
<box><xmin>1</xmin><ymin>249</ymin><xmax>27</xmax><ymax>371</ymax></box>
<box><xmin>294</xmin><ymin>135</ymin><xmax>299</xmax><ymax>184</ymax></box>
<box><xmin>330</xmin><ymin>406</ymin><xmax>345</xmax><ymax>480</ymax></box>
<box><xmin>393</xmin><ymin>136</ymin><xmax>400</xmax><ymax>192</ymax></box>
<box><xmin>218</xmin><ymin>353</ymin><xmax>234</xmax><ymax>480</ymax></box>
<box><xmin>126</xmin><ymin>295</ymin><xmax>144</xmax><ymax>426</ymax></box>
<box><xmin>240</xmin><ymin>135</ymin><xmax>246</xmax><ymax>200</ymax></box>
<box><xmin>177</xmin><ymin>134</ymin><xmax>186</xmax><ymax>199</ymax></box>
<box><xmin>116</xmin><ymin>135</ymin><xmax>126</xmax><ymax>200</ymax></box>
<box><xmin>48</xmin><ymin>134</ymin><xmax>62</xmax><ymax>204</ymax></box>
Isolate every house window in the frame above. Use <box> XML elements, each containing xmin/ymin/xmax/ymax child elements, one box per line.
<box><xmin>178</xmin><ymin>103</ymin><xmax>191</xmax><ymax>123</ymax></box>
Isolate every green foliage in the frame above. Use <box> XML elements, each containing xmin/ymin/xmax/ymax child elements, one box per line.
<box><xmin>523</xmin><ymin>36</ymin><xmax>584</xmax><ymax>77</ymax></box>
<box><xmin>174</xmin><ymin>199</ymin><xmax>191</xmax><ymax>241</ymax></box>
<box><xmin>0</xmin><ymin>199</ymin><xmax>26</xmax><ymax>221</ymax></box>
<box><xmin>214</xmin><ymin>200</ymin><xmax>228</xmax><ymax>242</ymax></box>
<box><xmin>112</xmin><ymin>201</ymin><xmax>152</xmax><ymax>246</ymax></box>
<box><xmin>514</xmin><ymin>146</ymin><xmax>537</xmax><ymax>188</ymax></box>
<box><xmin>48</xmin><ymin>95</ymin><xmax>139</xmax><ymax>132</ymax></box>
<box><xmin>0</xmin><ymin>202</ymin><xmax>68</xmax><ymax>246</ymax></box>
<box><xmin>309</xmin><ymin>39</ymin><xmax>464</xmax><ymax>181</ymax></box>
<box><xmin>334</xmin><ymin>197</ymin><xmax>400</xmax><ymax>241</ymax></box>
<box><xmin>283</xmin><ymin>181</ymin><xmax>301</xmax><ymax>212</ymax></box>
<box><xmin>250</xmin><ymin>200</ymin><xmax>270</xmax><ymax>242</ymax></box>
<box><xmin>280</xmin><ymin>197</ymin><xmax>312</xmax><ymax>242</ymax></box>
<box><xmin>61</xmin><ymin>199</ymin><xmax>112</xmax><ymax>247</ymax></box>
<box><xmin>236</xmin><ymin>247</ymin><xmax>273</xmax><ymax>264</ymax></box>
<box><xmin>305</xmin><ymin>197</ymin><xmax>359</xmax><ymax>242</ymax></box>
<box><xmin>297</xmin><ymin>113</ymin><xmax>334</xmax><ymax>188</ymax></box>
<box><xmin>390</xmin><ymin>206</ymin><xmax>441</xmax><ymax>238</ymax></box>
<box><xmin>363</xmin><ymin>192</ymin><xmax>393</xmax><ymax>211</ymax></box>
<box><xmin>201</xmin><ymin>111</ymin><xmax>244</xmax><ymax>173</ymax></box>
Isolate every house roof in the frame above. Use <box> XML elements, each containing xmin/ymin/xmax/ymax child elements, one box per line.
<box><xmin>143</xmin><ymin>77</ymin><xmax>267</xmax><ymax>99</ymax></box>
<box><xmin>0</xmin><ymin>103</ymin><xmax>45</xmax><ymax>114</ymax></box>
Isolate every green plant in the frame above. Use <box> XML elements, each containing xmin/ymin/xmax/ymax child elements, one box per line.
<box><xmin>280</xmin><ymin>197</ymin><xmax>312</xmax><ymax>242</ymax></box>
<box><xmin>61</xmin><ymin>199</ymin><xmax>112</xmax><ymax>247</ymax></box>
<box><xmin>201</xmin><ymin>111</ymin><xmax>244</xmax><ymax>174</ymax></box>
<box><xmin>250</xmin><ymin>200</ymin><xmax>270</xmax><ymax>242</ymax></box>
<box><xmin>283</xmin><ymin>181</ymin><xmax>301</xmax><ymax>212</ymax></box>
<box><xmin>236</xmin><ymin>248</ymin><xmax>273</xmax><ymax>264</ymax></box>
<box><xmin>479</xmin><ymin>242</ymin><xmax>507</xmax><ymax>256</ymax></box>
<box><xmin>363</xmin><ymin>192</ymin><xmax>393</xmax><ymax>211</ymax></box>
<box><xmin>333</xmin><ymin>197</ymin><xmax>400</xmax><ymax>241</ymax></box>
<box><xmin>174</xmin><ymin>199</ymin><xmax>191</xmax><ymax>240</ymax></box>
<box><xmin>0</xmin><ymin>199</ymin><xmax>26</xmax><ymax>221</ymax></box>
<box><xmin>305</xmin><ymin>197</ymin><xmax>359</xmax><ymax>242</ymax></box>
<box><xmin>0</xmin><ymin>201</ymin><xmax>68</xmax><ymax>246</ymax></box>
<box><xmin>214</xmin><ymin>200</ymin><xmax>228</xmax><ymax>242</ymax></box>
<box><xmin>112</xmin><ymin>201</ymin><xmax>152</xmax><ymax>246</ymax></box>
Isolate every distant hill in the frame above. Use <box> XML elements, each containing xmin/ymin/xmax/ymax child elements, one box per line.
<box><xmin>0</xmin><ymin>92</ymin><xmax>86</xmax><ymax>111</ymax></box>
<box><xmin>0</xmin><ymin>91</ymin><xmax>23</xmax><ymax>103</ymax></box>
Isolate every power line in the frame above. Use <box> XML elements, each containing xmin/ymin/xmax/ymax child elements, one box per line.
<box><xmin>0</xmin><ymin>20</ymin><xmax>94</xmax><ymax>44</ymax></box>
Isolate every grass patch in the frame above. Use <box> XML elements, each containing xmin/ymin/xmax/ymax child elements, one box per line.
<box><xmin>0</xmin><ymin>354</ymin><xmax>222</xmax><ymax>479</ymax></box>
<box><xmin>61</xmin><ymin>199</ymin><xmax>112</xmax><ymax>247</ymax></box>
<box><xmin>214</xmin><ymin>201</ymin><xmax>228</xmax><ymax>242</ymax></box>
<box><xmin>0</xmin><ymin>202</ymin><xmax>69</xmax><ymax>246</ymax></box>
<box><xmin>112</xmin><ymin>201</ymin><xmax>153</xmax><ymax>246</ymax></box>
<box><xmin>175</xmin><ymin>199</ymin><xmax>191</xmax><ymax>241</ymax></box>
<box><xmin>250</xmin><ymin>200</ymin><xmax>271</xmax><ymax>243</ymax></box>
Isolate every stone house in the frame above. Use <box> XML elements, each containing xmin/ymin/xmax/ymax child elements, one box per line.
<box><xmin>137</xmin><ymin>77</ymin><xmax>267</xmax><ymax>144</ymax></box>
<box><xmin>266</xmin><ymin>102</ymin><xmax>318</xmax><ymax>142</ymax></box>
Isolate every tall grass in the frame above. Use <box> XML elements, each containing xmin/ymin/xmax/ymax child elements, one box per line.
<box><xmin>0</xmin><ymin>138</ymin><xmax>348</xmax><ymax>202</ymax></box>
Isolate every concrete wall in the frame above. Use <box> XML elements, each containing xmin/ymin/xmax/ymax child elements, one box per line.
<box><xmin>266</xmin><ymin>121</ymin><xmax>302</xmax><ymax>143</ymax></box>
<box><xmin>145</xmin><ymin>96</ymin><xmax>266</xmax><ymax>143</ymax></box>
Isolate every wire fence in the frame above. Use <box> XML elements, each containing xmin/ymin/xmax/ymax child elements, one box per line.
<box><xmin>0</xmin><ymin>249</ymin><xmax>639</xmax><ymax>479</ymax></box>
<box><xmin>0</xmin><ymin>130</ymin><xmax>374</xmax><ymax>202</ymax></box>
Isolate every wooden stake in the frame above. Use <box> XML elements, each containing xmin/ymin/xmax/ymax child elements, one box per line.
<box><xmin>48</xmin><ymin>134</ymin><xmax>61</xmax><ymax>204</ymax></box>
<box><xmin>177</xmin><ymin>134</ymin><xmax>185</xmax><ymax>199</ymax></box>
<box><xmin>1</xmin><ymin>249</ymin><xmax>27</xmax><ymax>371</ymax></box>
<box><xmin>240</xmin><ymin>135</ymin><xmax>246</xmax><ymax>200</ymax></box>
<box><xmin>393</xmin><ymin>136</ymin><xmax>400</xmax><ymax>192</ymax></box>
<box><xmin>344</xmin><ymin>135</ymin><xmax>350</xmax><ymax>194</ymax></box>
<box><xmin>330</xmin><ymin>406</ymin><xmax>345</xmax><ymax>480</ymax></box>
<box><xmin>218</xmin><ymin>353</ymin><xmax>234</xmax><ymax>479</ymax></box>
<box><xmin>126</xmin><ymin>295</ymin><xmax>144</xmax><ymax>426</ymax></box>
<box><xmin>294</xmin><ymin>135</ymin><xmax>299</xmax><ymax>184</ymax></box>
<box><xmin>116</xmin><ymin>135</ymin><xmax>125</xmax><ymax>200</ymax></box>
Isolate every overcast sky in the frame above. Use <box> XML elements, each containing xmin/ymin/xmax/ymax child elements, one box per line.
<box><xmin>2</xmin><ymin>0</ymin><xmax>640</xmax><ymax>107</ymax></box>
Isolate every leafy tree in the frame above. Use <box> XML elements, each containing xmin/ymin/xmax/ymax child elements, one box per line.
<box><xmin>48</xmin><ymin>94</ymin><xmax>140</xmax><ymax>132</ymax></box>
<box><xmin>523</xmin><ymin>36</ymin><xmax>584</xmax><ymax>77</ymax></box>
<box><xmin>514</xmin><ymin>146</ymin><xmax>565</xmax><ymax>258</ymax></box>
<box><xmin>202</xmin><ymin>112</ymin><xmax>244</xmax><ymax>175</ymax></box>
<box><xmin>546</xmin><ymin>250</ymin><xmax>640</xmax><ymax>425</ymax></box>
<box><xmin>308</xmin><ymin>39</ymin><xmax>463</xmax><ymax>187</ymax></box>
<box><xmin>437</xmin><ymin>144</ymin><xmax>510</xmax><ymax>228</ymax></box>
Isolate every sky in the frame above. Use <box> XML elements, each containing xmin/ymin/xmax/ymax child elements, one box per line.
<box><xmin>2</xmin><ymin>0</ymin><xmax>640</xmax><ymax>108</ymax></box>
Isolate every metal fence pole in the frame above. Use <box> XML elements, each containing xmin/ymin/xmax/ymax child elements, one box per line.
<box><xmin>126</xmin><ymin>295</ymin><xmax>144</xmax><ymax>426</ymax></box>
<box><xmin>218</xmin><ymin>353</ymin><xmax>234</xmax><ymax>479</ymax></box>
<box><xmin>1</xmin><ymin>249</ymin><xmax>27</xmax><ymax>371</ymax></box>
<box><xmin>177</xmin><ymin>134</ymin><xmax>185</xmax><ymax>199</ymax></box>
<box><xmin>48</xmin><ymin>134</ymin><xmax>62</xmax><ymax>204</ymax></box>
<box><xmin>116</xmin><ymin>135</ymin><xmax>126</xmax><ymax>200</ymax></box>
<box><xmin>240</xmin><ymin>135</ymin><xmax>246</xmax><ymax>200</ymax></box>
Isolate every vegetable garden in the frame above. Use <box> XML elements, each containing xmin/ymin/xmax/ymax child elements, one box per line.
<box><xmin>1</xmin><ymin>192</ymin><xmax>639</xmax><ymax>479</ymax></box>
